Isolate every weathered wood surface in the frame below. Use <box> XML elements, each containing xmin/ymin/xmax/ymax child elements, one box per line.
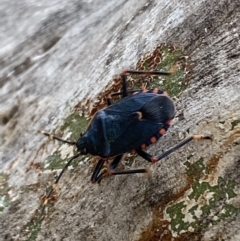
<box><xmin>0</xmin><ymin>0</ymin><xmax>240</xmax><ymax>240</ymax></box>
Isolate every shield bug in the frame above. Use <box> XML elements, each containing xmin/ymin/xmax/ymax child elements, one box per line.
<box><xmin>41</xmin><ymin>69</ymin><xmax>211</xmax><ymax>205</ymax></box>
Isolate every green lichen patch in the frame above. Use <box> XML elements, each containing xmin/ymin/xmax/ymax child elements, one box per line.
<box><xmin>44</xmin><ymin>149</ymin><xmax>90</xmax><ymax>171</ymax></box>
<box><xmin>166</xmin><ymin>201</ymin><xmax>189</xmax><ymax>232</ymax></box>
<box><xmin>133</xmin><ymin>44</ymin><xmax>191</xmax><ymax>97</ymax></box>
<box><xmin>44</xmin><ymin>150</ymin><xmax>63</xmax><ymax>170</ymax></box>
<box><xmin>165</xmin><ymin>158</ymin><xmax>240</xmax><ymax>236</ymax></box>
<box><xmin>103</xmin><ymin>44</ymin><xmax>191</xmax><ymax>103</ymax></box>
<box><xmin>0</xmin><ymin>172</ymin><xmax>10</xmax><ymax>212</ymax></box>
<box><xmin>184</xmin><ymin>158</ymin><xmax>209</xmax><ymax>181</ymax></box>
<box><xmin>60</xmin><ymin>112</ymin><xmax>89</xmax><ymax>141</ymax></box>
<box><xmin>43</xmin><ymin>112</ymin><xmax>90</xmax><ymax>171</ymax></box>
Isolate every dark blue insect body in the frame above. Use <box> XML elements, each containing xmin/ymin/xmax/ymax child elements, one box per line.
<box><xmin>77</xmin><ymin>90</ymin><xmax>175</xmax><ymax>158</ymax></box>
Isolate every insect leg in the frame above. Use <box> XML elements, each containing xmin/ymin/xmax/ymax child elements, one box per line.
<box><xmin>110</xmin><ymin>169</ymin><xmax>148</xmax><ymax>175</ymax></box>
<box><xmin>120</xmin><ymin>74</ymin><xmax>128</xmax><ymax>97</ymax></box>
<box><xmin>136</xmin><ymin>149</ymin><xmax>154</xmax><ymax>162</ymax></box>
<box><xmin>107</xmin><ymin>97</ymin><xmax>113</xmax><ymax>106</ymax></box>
<box><xmin>109</xmin><ymin>155</ymin><xmax>147</xmax><ymax>176</ymax></box>
<box><xmin>109</xmin><ymin>154</ymin><xmax>123</xmax><ymax>169</ymax></box>
<box><xmin>92</xmin><ymin>155</ymin><xmax>148</xmax><ymax>183</ymax></box>
<box><xmin>91</xmin><ymin>159</ymin><xmax>105</xmax><ymax>183</ymax></box>
<box><xmin>92</xmin><ymin>155</ymin><xmax>123</xmax><ymax>184</ymax></box>
<box><xmin>120</xmin><ymin>70</ymin><xmax>172</xmax><ymax>77</ymax></box>
<box><xmin>136</xmin><ymin>135</ymin><xmax>211</xmax><ymax>163</ymax></box>
<box><xmin>117</xmin><ymin>69</ymin><xmax>172</xmax><ymax>98</ymax></box>
<box><xmin>153</xmin><ymin>135</ymin><xmax>212</xmax><ymax>162</ymax></box>
<box><xmin>155</xmin><ymin>135</ymin><xmax>212</xmax><ymax>162</ymax></box>
<box><xmin>91</xmin><ymin>155</ymin><xmax>124</xmax><ymax>183</ymax></box>
<box><xmin>110</xmin><ymin>88</ymin><xmax>144</xmax><ymax>97</ymax></box>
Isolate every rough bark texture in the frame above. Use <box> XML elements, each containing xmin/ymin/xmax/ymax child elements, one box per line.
<box><xmin>0</xmin><ymin>0</ymin><xmax>240</xmax><ymax>240</ymax></box>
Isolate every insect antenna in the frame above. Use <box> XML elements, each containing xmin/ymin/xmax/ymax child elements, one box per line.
<box><xmin>39</xmin><ymin>130</ymin><xmax>76</xmax><ymax>145</ymax></box>
<box><xmin>41</xmin><ymin>152</ymin><xmax>82</xmax><ymax>216</ymax></box>
<box><xmin>39</xmin><ymin>130</ymin><xmax>86</xmax><ymax>216</ymax></box>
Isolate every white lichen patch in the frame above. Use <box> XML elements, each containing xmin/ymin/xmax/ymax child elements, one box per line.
<box><xmin>180</xmin><ymin>191</ymin><xmax>214</xmax><ymax>224</ymax></box>
<box><xmin>63</xmin><ymin>131</ymin><xmax>73</xmax><ymax>140</ymax></box>
<box><xmin>59</xmin><ymin>144</ymin><xmax>74</xmax><ymax>159</ymax></box>
<box><xmin>199</xmin><ymin>177</ymin><xmax>218</xmax><ymax>187</ymax></box>
<box><xmin>188</xmin><ymin>226</ymin><xmax>195</xmax><ymax>232</ymax></box>
<box><xmin>0</xmin><ymin>196</ymin><xmax>7</xmax><ymax>208</ymax></box>
<box><xmin>220</xmin><ymin>208</ymin><xmax>226</xmax><ymax>215</ymax></box>
<box><xmin>182</xmin><ymin>211</ymin><xmax>195</xmax><ymax>223</ymax></box>
<box><xmin>44</xmin><ymin>162</ymin><xmax>50</xmax><ymax>169</ymax></box>
<box><xmin>200</xmin><ymin>190</ymin><xmax>215</xmax><ymax>205</ymax></box>
<box><xmin>194</xmin><ymin>206</ymin><xmax>203</xmax><ymax>219</ymax></box>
